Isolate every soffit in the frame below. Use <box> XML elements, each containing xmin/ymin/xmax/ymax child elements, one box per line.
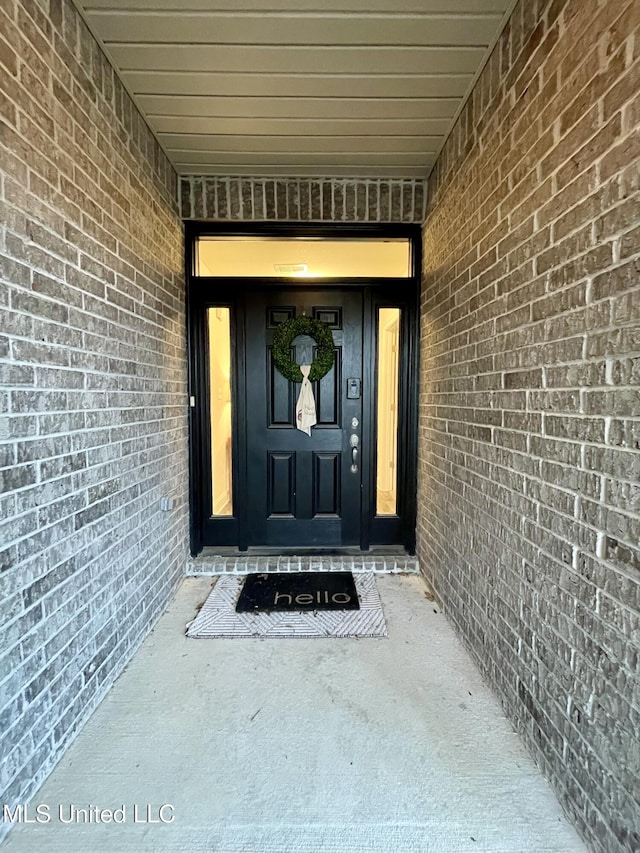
<box><xmin>74</xmin><ymin>0</ymin><xmax>514</xmax><ymax>178</ymax></box>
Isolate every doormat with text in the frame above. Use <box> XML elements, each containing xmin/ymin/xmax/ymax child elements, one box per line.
<box><xmin>185</xmin><ymin>573</ymin><xmax>386</xmax><ymax>639</ymax></box>
<box><xmin>236</xmin><ymin>572</ymin><xmax>360</xmax><ymax>613</ymax></box>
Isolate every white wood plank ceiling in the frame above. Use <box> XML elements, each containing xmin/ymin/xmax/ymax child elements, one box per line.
<box><xmin>76</xmin><ymin>0</ymin><xmax>514</xmax><ymax>178</ymax></box>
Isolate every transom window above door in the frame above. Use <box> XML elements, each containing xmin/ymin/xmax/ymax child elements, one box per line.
<box><xmin>195</xmin><ymin>237</ymin><xmax>412</xmax><ymax>278</ymax></box>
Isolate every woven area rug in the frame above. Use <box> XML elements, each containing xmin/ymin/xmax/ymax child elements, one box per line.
<box><xmin>186</xmin><ymin>573</ymin><xmax>387</xmax><ymax>639</ymax></box>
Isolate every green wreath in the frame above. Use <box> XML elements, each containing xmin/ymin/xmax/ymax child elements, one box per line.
<box><xmin>272</xmin><ymin>315</ymin><xmax>335</xmax><ymax>383</ymax></box>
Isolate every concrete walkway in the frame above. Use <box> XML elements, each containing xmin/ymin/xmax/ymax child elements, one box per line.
<box><xmin>2</xmin><ymin>575</ymin><xmax>585</xmax><ymax>853</ymax></box>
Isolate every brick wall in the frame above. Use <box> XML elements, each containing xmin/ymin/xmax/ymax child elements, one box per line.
<box><xmin>418</xmin><ymin>1</ymin><xmax>640</xmax><ymax>851</ymax></box>
<box><xmin>0</xmin><ymin>0</ymin><xmax>187</xmax><ymax>833</ymax></box>
<box><xmin>180</xmin><ymin>175</ymin><xmax>425</xmax><ymax>222</ymax></box>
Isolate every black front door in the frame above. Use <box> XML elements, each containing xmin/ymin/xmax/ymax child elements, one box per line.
<box><xmin>190</xmin><ymin>278</ymin><xmax>419</xmax><ymax>554</ymax></box>
<box><xmin>244</xmin><ymin>287</ymin><xmax>363</xmax><ymax>548</ymax></box>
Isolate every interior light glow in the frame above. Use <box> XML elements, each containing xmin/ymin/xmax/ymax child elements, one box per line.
<box><xmin>273</xmin><ymin>263</ymin><xmax>308</xmax><ymax>276</ymax></box>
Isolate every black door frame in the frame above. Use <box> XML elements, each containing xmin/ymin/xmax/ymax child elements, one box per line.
<box><xmin>185</xmin><ymin>221</ymin><xmax>421</xmax><ymax>555</ymax></box>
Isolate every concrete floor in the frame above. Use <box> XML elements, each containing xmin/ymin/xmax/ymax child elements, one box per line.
<box><xmin>3</xmin><ymin>575</ymin><xmax>585</xmax><ymax>853</ymax></box>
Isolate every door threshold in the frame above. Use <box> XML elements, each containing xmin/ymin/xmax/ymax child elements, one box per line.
<box><xmin>187</xmin><ymin>551</ymin><xmax>420</xmax><ymax>576</ymax></box>
<box><xmin>198</xmin><ymin>546</ymin><xmax>411</xmax><ymax>558</ymax></box>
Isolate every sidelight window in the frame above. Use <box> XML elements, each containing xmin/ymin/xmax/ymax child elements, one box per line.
<box><xmin>376</xmin><ymin>307</ymin><xmax>401</xmax><ymax>516</ymax></box>
<box><xmin>208</xmin><ymin>307</ymin><xmax>233</xmax><ymax>516</ymax></box>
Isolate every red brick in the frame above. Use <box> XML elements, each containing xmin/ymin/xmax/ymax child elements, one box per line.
<box><xmin>0</xmin><ymin>35</ymin><xmax>18</xmax><ymax>76</ymax></box>
<box><xmin>620</xmin><ymin>224</ymin><xmax>640</xmax><ymax>260</ymax></box>
<box><xmin>594</xmin><ymin>196</ymin><xmax>640</xmax><ymax>243</ymax></box>
<box><xmin>592</xmin><ymin>258</ymin><xmax>640</xmax><ymax>301</ymax></box>
<box><xmin>604</xmin><ymin>58</ymin><xmax>640</xmax><ymax>123</ymax></box>
<box><xmin>554</xmin><ymin>179</ymin><xmax>621</xmax><ymax>242</ymax></box>
<box><xmin>600</xmin><ymin>128</ymin><xmax>640</xmax><ymax>183</ymax></box>
<box><xmin>556</xmin><ymin>115</ymin><xmax>623</xmax><ymax>189</ymax></box>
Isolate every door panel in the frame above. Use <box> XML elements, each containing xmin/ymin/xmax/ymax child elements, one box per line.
<box><xmin>312</xmin><ymin>452</ymin><xmax>341</xmax><ymax>516</ymax></box>
<box><xmin>315</xmin><ymin>348</ymin><xmax>341</xmax><ymax>426</ymax></box>
<box><xmin>245</xmin><ymin>287</ymin><xmax>362</xmax><ymax>547</ymax></box>
<box><xmin>268</xmin><ymin>352</ymin><xmax>295</xmax><ymax>427</ymax></box>
<box><xmin>267</xmin><ymin>452</ymin><xmax>295</xmax><ymax>516</ymax></box>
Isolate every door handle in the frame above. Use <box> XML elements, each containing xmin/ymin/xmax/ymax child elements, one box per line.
<box><xmin>350</xmin><ymin>432</ymin><xmax>359</xmax><ymax>473</ymax></box>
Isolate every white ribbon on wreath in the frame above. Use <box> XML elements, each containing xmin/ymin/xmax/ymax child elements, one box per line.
<box><xmin>295</xmin><ymin>365</ymin><xmax>317</xmax><ymax>436</ymax></box>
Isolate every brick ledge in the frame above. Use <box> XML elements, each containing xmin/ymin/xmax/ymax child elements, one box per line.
<box><xmin>186</xmin><ymin>555</ymin><xmax>419</xmax><ymax>575</ymax></box>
